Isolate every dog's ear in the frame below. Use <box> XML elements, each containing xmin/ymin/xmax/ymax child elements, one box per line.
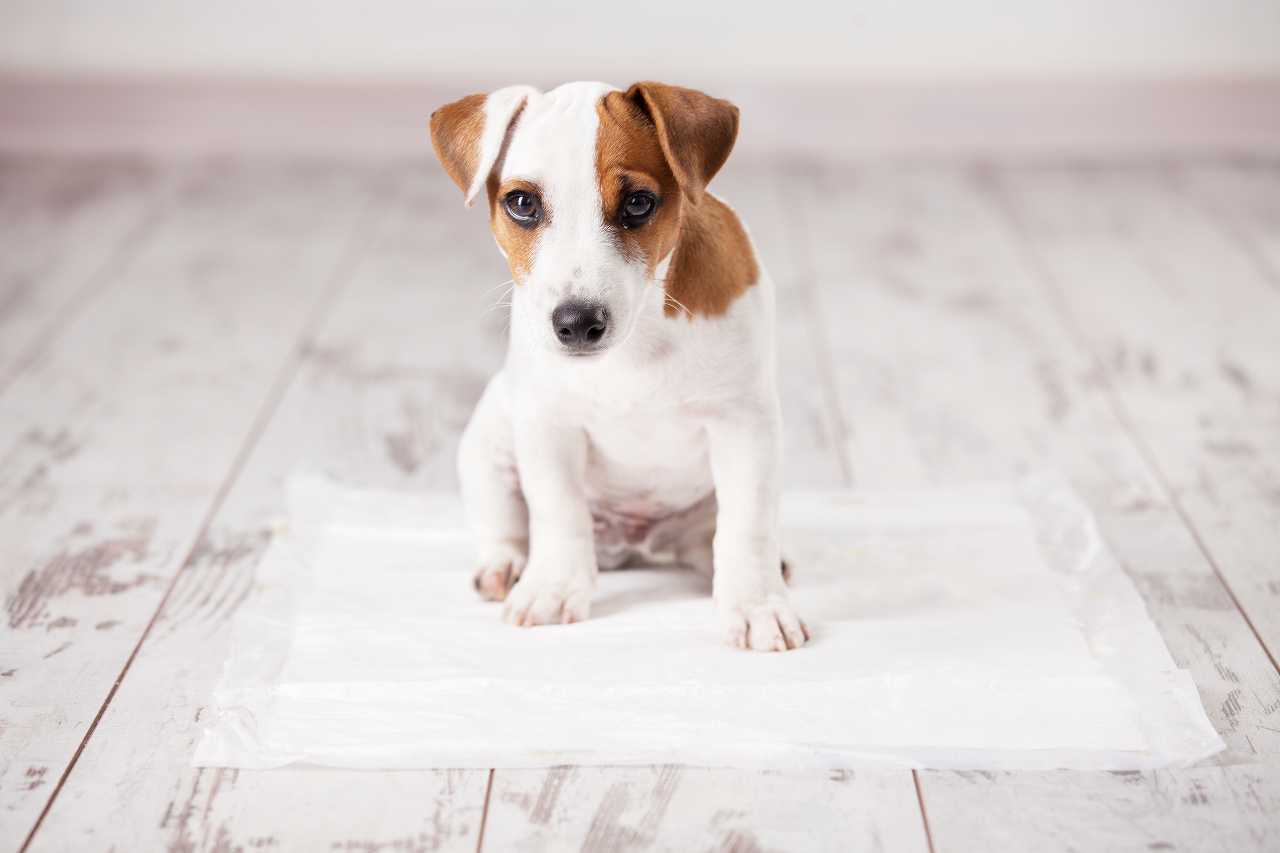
<box><xmin>625</xmin><ymin>82</ymin><xmax>739</xmax><ymax>204</ymax></box>
<box><xmin>430</xmin><ymin>86</ymin><xmax>537</xmax><ymax>207</ymax></box>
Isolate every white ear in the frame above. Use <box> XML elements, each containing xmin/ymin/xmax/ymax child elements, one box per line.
<box><xmin>464</xmin><ymin>86</ymin><xmax>537</xmax><ymax>206</ymax></box>
<box><xmin>429</xmin><ymin>85</ymin><xmax>539</xmax><ymax>208</ymax></box>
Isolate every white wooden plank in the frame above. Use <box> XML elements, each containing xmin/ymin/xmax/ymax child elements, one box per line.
<box><xmin>990</xmin><ymin>164</ymin><xmax>1280</xmax><ymax>671</ymax></box>
<box><xmin>23</xmin><ymin>153</ymin><xmax>1278</xmax><ymax>851</ymax></box>
<box><xmin>792</xmin><ymin>162</ymin><xmax>1280</xmax><ymax>850</ymax></box>
<box><xmin>1176</xmin><ymin>161</ymin><xmax>1280</xmax><ymax>291</ymax></box>
<box><xmin>797</xmin><ymin>162</ymin><xmax>1280</xmax><ymax>758</ymax></box>
<box><xmin>20</xmin><ymin>169</ymin><xmax>503</xmax><ymax>851</ymax></box>
<box><xmin>0</xmin><ymin>156</ymin><xmax>168</xmax><ymax>389</ymax></box>
<box><xmin>921</xmin><ymin>766</ymin><xmax>1280</xmax><ymax>853</ymax></box>
<box><xmin>66</xmin><ymin>767</ymin><xmax>487</xmax><ymax>853</ymax></box>
<box><xmin>483</xmin><ymin>767</ymin><xmax>930</xmax><ymax>853</ymax></box>
<box><xmin>717</xmin><ymin>157</ymin><xmax>850</xmax><ymax>489</ymax></box>
<box><xmin>0</xmin><ymin>159</ymin><xmax>383</xmax><ymax>847</ymax></box>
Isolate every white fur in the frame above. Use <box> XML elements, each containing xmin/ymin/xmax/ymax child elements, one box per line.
<box><xmin>456</xmin><ymin>82</ymin><xmax>807</xmax><ymax>651</ymax></box>
<box><xmin>464</xmin><ymin>85</ymin><xmax>539</xmax><ymax>206</ymax></box>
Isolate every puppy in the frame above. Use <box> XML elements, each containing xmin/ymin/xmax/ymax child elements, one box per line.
<box><xmin>430</xmin><ymin>81</ymin><xmax>807</xmax><ymax>651</ymax></box>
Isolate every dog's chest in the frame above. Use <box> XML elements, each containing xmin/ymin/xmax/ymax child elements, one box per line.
<box><xmin>582</xmin><ymin>407</ymin><xmax>711</xmax><ymax>501</ymax></box>
<box><xmin>574</xmin><ymin>409</ymin><xmax>710</xmax><ymax>567</ymax></box>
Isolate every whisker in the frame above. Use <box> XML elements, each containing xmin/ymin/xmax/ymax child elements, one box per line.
<box><xmin>483</xmin><ymin>278</ymin><xmax>516</xmax><ymax>296</ymax></box>
<box><xmin>663</xmin><ymin>292</ymin><xmax>693</xmax><ymax>318</ymax></box>
<box><xmin>481</xmin><ymin>283</ymin><xmax>515</xmax><ymax>318</ymax></box>
<box><xmin>611</xmin><ymin>276</ymin><xmax>659</xmax><ymax>352</ymax></box>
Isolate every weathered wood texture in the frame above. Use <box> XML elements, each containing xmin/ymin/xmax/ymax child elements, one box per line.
<box><xmin>483</xmin><ymin>767</ymin><xmax>930</xmax><ymax>853</ymax></box>
<box><xmin>790</xmin><ymin>162</ymin><xmax>1280</xmax><ymax>851</ymax></box>
<box><xmin>1</xmin><ymin>159</ymin><xmax>383</xmax><ymax>845</ymax></box>
<box><xmin>15</xmin><ymin>167</ymin><xmax>498</xmax><ymax>852</ymax></box>
<box><xmin>991</xmin><ymin>164</ymin><xmax>1280</xmax><ymax>667</ymax></box>
<box><xmin>0</xmin><ymin>157</ymin><xmax>168</xmax><ymax>391</ymax></box>
<box><xmin>1</xmin><ymin>154</ymin><xmax>1277</xmax><ymax>852</ymax></box>
<box><xmin>1176</xmin><ymin>162</ymin><xmax>1280</xmax><ymax>292</ymax></box>
<box><xmin>923</xmin><ymin>767</ymin><xmax>1280</xmax><ymax>853</ymax></box>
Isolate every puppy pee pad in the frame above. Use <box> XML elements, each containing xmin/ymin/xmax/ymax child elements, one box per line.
<box><xmin>194</xmin><ymin>475</ymin><xmax>1223</xmax><ymax>771</ymax></box>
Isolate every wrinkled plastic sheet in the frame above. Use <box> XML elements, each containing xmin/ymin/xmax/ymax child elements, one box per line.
<box><xmin>194</xmin><ymin>475</ymin><xmax>1224</xmax><ymax>771</ymax></box>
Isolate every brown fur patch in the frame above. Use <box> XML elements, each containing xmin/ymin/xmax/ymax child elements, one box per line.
<box><xmin>596</xmin><ymin>92</ymin><xmax>684</xmax><ymax>275</ymax></box>
<box><xmin>487</xmin><ymin>177</ymin><xmax>546</xmax><ymax>282</ymax></box>
<box><xmin>665</xmin><ymin>194</ymin><xmax>759</xmax><ymax>317</ymax></box>
<box><xmin>596</xmin><ymin>86</ymin><xmax>757</xmax><ymax>318</ymax></box>
<box><xmin>624</xmin><ymin>82</ymin><xmax>739</xmax><ymax>204</ymax></box>
<box><xmin>428</xmin><ymin>93</ymin><xmax>486</xmax><ymax>195</ymax></box>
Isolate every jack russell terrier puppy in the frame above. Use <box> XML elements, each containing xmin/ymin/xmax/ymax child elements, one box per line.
<box><xmin>430</xmin><ymin>81</ymin><xmax>808</xmax><ymax>651</ymax></box>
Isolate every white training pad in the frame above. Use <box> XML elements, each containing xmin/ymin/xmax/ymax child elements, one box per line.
<box><xmin>194</xmin><ymin>475</ymin><xmax>1223</xmax><ymax>771</ymax></box>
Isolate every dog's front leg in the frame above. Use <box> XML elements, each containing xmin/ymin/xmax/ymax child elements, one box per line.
<box><xmin>708</xmin><ymin>404</ymin><xmax>809</xmax><ymax>651</ymax></box>
<box><xmin>502</xmin><ymin>416</ymin><xmax>597</xmax><ymax>626</ymax></box>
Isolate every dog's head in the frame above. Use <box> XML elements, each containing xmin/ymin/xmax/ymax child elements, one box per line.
<box><xmin>430</xmin><ymin>81</ymin><xmax>741</xmax><ymax>358</ymax></box>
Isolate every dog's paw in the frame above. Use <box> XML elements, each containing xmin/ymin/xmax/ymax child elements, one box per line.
<box><xmin>473</xmin><ymin>559</ymin><xmax>522</xmax><ymax>601</ymax></box>
<box><xmin>718</xmin><ymin>592</ymin><xmax>810</xmax><ymax>652</ymax></box>
<box><xmin>503</xmin><ymin>572</ymin><xmax>592</xmax><ymax>626</ymax></box>
<box><xmin>471</xmin><ymin>543</ymin><xmax>526</xmax><ymax>601</ymax></box>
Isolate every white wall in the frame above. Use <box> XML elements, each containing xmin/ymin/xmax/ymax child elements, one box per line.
<box><xmin>3</xmin><ymin>0</ymin><xmax>1279</xmax><ymax>82</ymax></box>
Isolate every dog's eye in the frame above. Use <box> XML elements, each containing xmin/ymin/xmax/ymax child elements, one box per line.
<box><xmin>620</xmin><ymin>191</ymin><xmax>657</xmax><ymax>228</ymax></box>
<box><xmin>504</xmin><ymin>191</ymin><xmax>542</xmax><ymax>225</ymax></box>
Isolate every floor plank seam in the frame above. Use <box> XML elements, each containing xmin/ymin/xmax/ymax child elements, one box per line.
<box><xmin>0</xmin><ymin>165</ymin><xmax>178</xmax><ymax>400</ymax></box>
<box><xmin>780</xmin><ymin>161</ymin><xmax>941</xmax><ymax>851</ymax></box>
<box><xmin>912</xmin><ymin>770</ymin><xmax>939</xmax><ymax>853</ymax></box>
<box><xmin>1166</xmin><ymin>162</ymin><xmax>1280</xmax><ymax>295</ymax></box>
<box><xmin>8</xmin><ymin>156</ymin><xmax>1278</xmax><ymax>850</ymax></box>
<box><xmin>975</xmin><ymin>165</ymin><xmax>1280</xmax><ymax>682</ymax></box>
<box><xmin>775</xmin><ymin>163</ymin><xmax>856</xmax><ymax>486</ymax></box>
<box><xmin>474</xmin><ymin>769</ymin><xmax>495</xmax><ymax>853</ymax></box>
<box><xmin>16</xmin><ymin>167</ymin><xmax>397</xmax><ymax>853</ymax></box>
<box><xmin>1114</xmin><ymin>413</ymin><xmax>1280</xmax><ymax>679</ymax></box>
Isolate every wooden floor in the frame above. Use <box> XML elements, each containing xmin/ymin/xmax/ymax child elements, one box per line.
<box><xmin>1</xmin><ymin>153</ymin><xmax>1279</xmax><ymax>852</ymax></box>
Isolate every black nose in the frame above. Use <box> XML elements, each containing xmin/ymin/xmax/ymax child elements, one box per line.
<box><xmin>551</xmin><ymin>301</ymin><xmax>609</xmax><ymax>349</ymax></box>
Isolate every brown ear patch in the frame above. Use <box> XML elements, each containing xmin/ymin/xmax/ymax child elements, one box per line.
<box><xmin>596</xmin><ymin>92</ymin><xmax>684</xmax><ymax>274</ymax></box>
<box><xmin>664</xmin><ymin>194</ymin><xmax>759</xmax><ymax>318</ymax></box>
<box><xmin>429</xmin><ymin>93</ymin><xmax>486</xmax><ymax>195</ymax></box>
<box><xmin>625</xmin><ymin>82</ymin><xmax>739</xmax><ymax>203</ymax></box>
<box><xmin>596</xmin><ymin>88</ymin><xmax>757</xmax><ymax>318</ymax></box>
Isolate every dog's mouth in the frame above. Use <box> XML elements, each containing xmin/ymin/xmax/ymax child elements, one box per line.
<box><xmin>561</xmin><ymin>344</ymin><xmax>609</xmax><ymax>358</ymax></box>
